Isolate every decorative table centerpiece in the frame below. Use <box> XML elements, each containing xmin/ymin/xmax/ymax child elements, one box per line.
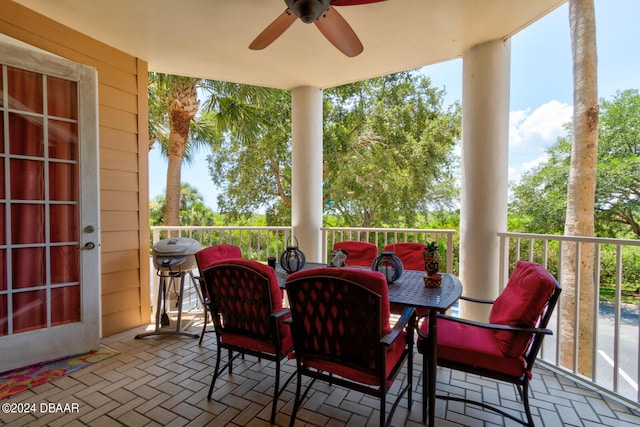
<box><xmin>280</xmin><ymin>236</ymin><xmax>306</xmax><ymax>273</ymax></box>
<box><xmin>423</xmin><ymin>241</ymin><xmax>442</xmax><ymax>288</ymax></box>
<box><xmin>372</xmin><ymin>251</ymin><xmax>404</xmax><ymax>283</ymax></box>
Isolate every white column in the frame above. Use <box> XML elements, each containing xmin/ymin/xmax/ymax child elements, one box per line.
<box><xmin>460</xmin><ymin>39</ymin><xmax>511</xmax><ymax>320</ymax></box>
<box><xmin>291</xmin><ymin>86</ymin><xmax>323</xmax><ymax>262</ymax></box>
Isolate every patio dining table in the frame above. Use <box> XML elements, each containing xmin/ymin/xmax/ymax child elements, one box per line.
<box><xmin>275</xmin><ymin>262</ymin><xmax>463</xmax><ymax>427</ymax></box>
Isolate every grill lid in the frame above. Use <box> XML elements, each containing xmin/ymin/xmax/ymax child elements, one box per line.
<box><xmin>153</xmin><ymin>238</ymin><xmax>202</xmax><ymax>256</ymax></box>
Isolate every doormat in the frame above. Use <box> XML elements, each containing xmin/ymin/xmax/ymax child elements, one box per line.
<box><xmin>0</xmin><ymin>345</ymin><xmax>119</xmax><ymax>400</ymax></box>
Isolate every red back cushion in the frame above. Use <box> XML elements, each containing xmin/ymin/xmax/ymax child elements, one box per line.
<box><xmin>215</xmin><ymin>258</ymin><xmax>283</xmax><ymax>313</ymax></box>
<box><xmin>332</xmin><ymin>241</ymin><xmax>378</xmax><ymax>267</ymax></box>
<box><xmin>195</xmin><ymin>244</ymin><xmax>243</xmax><ymax>271</ymax></box>
<box><xmin>287</xmin><ymin>267</ymin><xmax>392</xmax><ymax>335</ymax></box>
<box><xmin>384</xmin><ymin>243</ymin><xmax>426</xmax><ymax>270</ymax></box>
<box><xmin>489</xmin><ymin>261</ymin><xmax>557</xmax><ymax>357</ymax></box>
<box><xmin>207</xmin><ymin>258</ymin><xmax>288</xmax><ymax>347</ymax></box>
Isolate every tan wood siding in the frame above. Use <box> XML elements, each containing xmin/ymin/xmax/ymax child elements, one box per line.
<box><xmin>100</xmin><ymin>127</ymin><xmax>139</xmax><ymax>153</ymax></box>
<box><xmin>102</xmin><ymin>308</ymin><xmax>146</xmax><ymax>337</ymax></box>
<box><xmin>102</xmin><ymin>270</ymin><xmax>144</xmax><ymax>294</ymax></box>
<box><xmin>101</xmin><ymin>170</ymin><xmax>139</xmax><ymax>192</ymax></box>
<box><xmin>102</xmin><ymin>250</ymin><xmax>141</xmax><ymax>275</ymax></box>
<box><xmin>101</xmin><ymin>147</ymin><xmax>139</xmax><ymax>173</ymax></box>
<box><xmin>96</xmin><ymin>66</ymin><xmax>138</xmax><ymax>94</ymax></box>
<box><xmin>99</xmin><ymin>84</ymin><xmax>138</xmax><ymax>114</ymax></box>
<box><xmin>103</xmin><ymin>288</ymin><xmax>141</xmax><ymax>316</ymax></box>
<box><xmin>1</xmin><ymin>0</ymin><xmax>150</xmax><ymax>336</ymax></box>
<box><xmin>102</xmin><ymin>211</ymin><xmax>140</xmax><ymax>232</ymax></box>
<box><xmin>99</xmin><ymin>106</ymin><xmax>138</xmax><ymax>134</ymax></box>
<box><xmin>102</xmin><ymin>231</ymin><xmax>141</xmax><ymax>253</ymax></box>
<box><xmin>101</xmin><ymin>190</ymin><xmax>140</xmax><ymax>211</ymax></box>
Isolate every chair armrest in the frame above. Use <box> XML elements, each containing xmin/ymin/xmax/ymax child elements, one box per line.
<box><xmin>381</xmin><ymin>307</ymin><xmax>415</xmax><ymax>346</ymax></box>
<box><xmin>459</xmin><ymin>295</ymin><xmax>495</xmax><ymax>305</ymax></box>
<box><xmin>437</xmin><ymin>313</ymin><xmax>553</xmax><ymax>335</ymax></box>
<box><xmin>272</xmin><ymin>308</ymin><xmax>291</xmax><ymax>319</ymax></box>
<box><xmin>415</xmin><ymin>295</ymin><xmax>496</xmax><ymax>322</ymax></box>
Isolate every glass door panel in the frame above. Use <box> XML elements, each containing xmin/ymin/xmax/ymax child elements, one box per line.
<box><xmin>12</xmin><ymin>247</ymin><xmax>46</xmax><ymax>289</ymax></box>
<box><xmin>47</xmin><ymin>75</ymin><xmax>78</xmax><ymax>119</ymax></box>
<box><xmin>49</xmin><ymin>120</ymin><xmax>78</xmax><ymax>160</ymax></box>
<box><xmin>50</xmin><ymin>205</ymin><xmax>79</xmax><ymax>242</ymax></box>
<box><xmin>50</xmin><ymin>245</ymin><xmax>79</xmax><ymax>283</ymax></box>
<box><xmin>8</xmin><ymin>113</ymin><xmax>44</xmax><ymax>156</ymax></box>
<box><xmin>49</xmin><ymin>162</ymin><xmax>78</xmax><ymax>200</ymax></box>
<box><xmin>7</xmin><ymin>67</ymin><xmax>42</xmax><ymax>113</ymax></box>
<box><xmin>0</xmin><ymin>42</ymin><xmax>99</xmax><ymax>372</ymax></box>
<box><xmin>51</xmin><ymin>285</ymin><xmax>80</xmax><ymax>326</ymax></box>
<box><xmin>10</xmin><ymin>159</ymin><xmax>44</xmax><ymax>200</ymax></box>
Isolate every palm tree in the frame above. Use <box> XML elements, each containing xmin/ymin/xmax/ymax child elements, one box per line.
<box><xmin>148</xmin><ymin>73</ymin><xmax>275</xmax><ymax>229</ymax></box>
<box><xmin>561</xmin><ymin>0</ymin><xmax>598</xmax><ymax>375</ymax></box>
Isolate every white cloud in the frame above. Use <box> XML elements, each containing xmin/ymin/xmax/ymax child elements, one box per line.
<box><xmin>508</xmin><ymin>100</ymin><xmax>572</xmax><ymax>184</ymax></box>
<box><xmin>510</xmin><ymin>100</ymin><xmax>572</xmax><ymax>148</ymax></box>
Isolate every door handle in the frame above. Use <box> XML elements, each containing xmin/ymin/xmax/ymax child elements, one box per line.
<box><xmin>82</xmin><ymin>242</ymin><xmax>96</xmax><ymax>250</ymax></box>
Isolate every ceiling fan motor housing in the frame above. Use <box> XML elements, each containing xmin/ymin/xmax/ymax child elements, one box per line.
<box><xmin>285</xmin><ymin>0</ymin><xmax>331</xmax><ymax>23</ymax></box>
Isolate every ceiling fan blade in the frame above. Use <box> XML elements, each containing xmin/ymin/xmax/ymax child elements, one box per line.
<box><xmin>249</xmin><ymin>9</ymin><xmax>297</xmax><ymax>50</ymax></box>
<box><xmin>314</xmin><ymin>6</ymin><xmax>363</xmax><ymax>57</ymax></box>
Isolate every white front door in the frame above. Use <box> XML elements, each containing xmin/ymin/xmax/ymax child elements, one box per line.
<box><xmin>0</xmin><ymin>39</ymin><xmax>100</xmax><ymax>372</ymax></box>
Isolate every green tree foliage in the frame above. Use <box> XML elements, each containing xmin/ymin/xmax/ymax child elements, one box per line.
<box><xmin>207</xmin><ymin>89</ymin><xmax>292</xmax><ymax>224</ymax></box>
<box><xmin>149</xmin><ymin>183</ymin><xmax>216</xmax><ymax>226</ymax></box>
<box><xmin>510</xmin><ymin>134</ymin><xmax>571</xmax><ymax>234</ymax></box>
<box><xmin>510</xmin><ymin>89</ymin><xmax>640</xmax><ymax>238</ymax></box>
<box><xmin>595</xmin><ymin>89</ymin><xmax>640</xmax><ymax>237</ymax></box>
<box><xmin>208</xmin><ymin>70</ymin><xmax>461</xmax><ymax>227</ymax></box>
<box><xmin>323</xmin><ymin>72</ymin><xmax>461</xmax><ymax>227</ymax></box>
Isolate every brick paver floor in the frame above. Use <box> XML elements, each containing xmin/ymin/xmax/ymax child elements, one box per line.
<box><xmin>1</xmin><ymin>317</ymin><xmax>639</xmax><ymax>426</ymax></box>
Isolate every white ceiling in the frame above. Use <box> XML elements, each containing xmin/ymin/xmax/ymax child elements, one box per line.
<box><xmin>16</xmin><ymin>0</ymin><xmax>566</xmax><ymax>90</ymax></box>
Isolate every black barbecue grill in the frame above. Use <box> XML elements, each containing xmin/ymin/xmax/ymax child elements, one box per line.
<box><xmin>136</xmin><ymin>238</ymin><xmax>203</xmax><ymax>339</ymax></box>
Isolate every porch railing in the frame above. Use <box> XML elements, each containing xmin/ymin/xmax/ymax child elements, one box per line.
<box><xmin>148</xmin><ymin>225</ymin><xmax>640</xmax><ymax>409</ymax></box>
<box><xmin>150</xmin><ymin>226</ymin><xmax>293</xmax><ymax>260</ymax></box>
<box><xmin>321</xmin><ymin>227</ymin><xmax>456</xmax><ymax>273</ymax></box>
<box><xmin>150</xmin><ymin>226</ymin><xmax>457</xmax><ymax>270</ymax></box>
<box><xmin>499</xmin><ymin>232</ymin><xmax>640</xmax><ymax>408</ymax></box>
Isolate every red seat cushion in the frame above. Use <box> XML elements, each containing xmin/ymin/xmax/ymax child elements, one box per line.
<box><xmin>332</xmin><ymin>241</ymin><xmax>378</xmax><ymax>267</ymax></box>
<box><xmin>418</xmin><ymin>317</ymin><xmax>527</xmax><ymax>378</ymax></box>
<box><xmin>488</xmin><ymin>261</ymin><xmax>557</xmax><ymax>357</ymax></box>
<box><xmin>222</xmin><ymin>328</ymin><xmax>293</xmax><ymax>356</ymax></box>
<box><xmin>301</xmin><ymin>331</ymin><xmax>407</xmax><ymax>386</ymax></box>
<box><xmin>383</xmin><ymin>243</ymin><xmax>426</xmax><ymax>270</ymax></box>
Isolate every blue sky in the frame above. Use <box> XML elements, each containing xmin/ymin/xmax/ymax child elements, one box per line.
<box><xmin>149</xmin><ymin>0</ymin><xmax>639</xmax><ymax>210</ymax></box>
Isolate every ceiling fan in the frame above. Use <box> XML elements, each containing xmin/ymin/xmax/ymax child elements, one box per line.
<box><xmin>249</xmin><ymin>0</ymin><xmax>386</xmax><ymax>57</ymax></box>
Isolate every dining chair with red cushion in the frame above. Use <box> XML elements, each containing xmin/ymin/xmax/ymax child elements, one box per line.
<box><xmin>285</xmin><ymin>267</ymin><xmax>415</xmax><ymax>427</ymax></box>
<box><xmin>201</xmin><ymin>259</ymin><xmax>294</xmax><ymax>423</ymax></box>
<box><xmin>194</xmin><ymin>244</ymin><xmax>243</xmax><ymax>344</ymax></box>
<box><xmin>332</xmin><ymin>240</ymin><xmax>378</xmax><ymax>267</ymax></box>
<box><xmin>383</xmin><ymin>242</ymin><xmax>427</xmax><ymax>270</ymax></box>
<box><xmin>417</xmin><ymin>260</ymin><xmax>561</xmax><ymax>426</ymax></box>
